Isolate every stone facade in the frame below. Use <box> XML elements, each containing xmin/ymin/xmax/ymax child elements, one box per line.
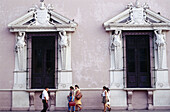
<box><xmin>0</xmin><ymin>0</ymin><xmax>170</xmax><ymax>110</ymax></box>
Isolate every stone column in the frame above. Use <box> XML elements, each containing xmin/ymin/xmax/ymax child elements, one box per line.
<box><xmin>109</xmin><ymin>30</ymin><xmax>127</xmax><ymax>109</ymax></box>
<box><xmin>58</xmin><ymin>32</ymin><xmax>72</xmax><ymax>89</ymax></box>
<box><xmin>154</xmin><ymin>30</ymin><xmax>169</xmax><ymax>88</ymax></box>
<box><xmin>12</xmin><ymin>32</ymin><xmax>29</xmax><ymax>110</ymax></box>
<box><xmin>56</xmin><ymin>32</ymin><xmax>72</xmax><ymax>109</ymax></box>
<box><xmin>153</xmin><ymin>31</ymin><xmax>170</xmax><ymax>108</ymax></box>
<box><xmin>13</xmin><ymin>32</ymin><xmax>27</xmax><ymax>89</ymax></box>
<box><xmin>109</xmin><ymin>30</ymin><xmax>124</xmax><ymax>89</ymax></box>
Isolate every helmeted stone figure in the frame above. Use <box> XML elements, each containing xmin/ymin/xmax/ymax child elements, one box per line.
<box><xmin>154</xmin><ymin>29</ymin><xmax>166</xmax><ymax>69</ymax></box>
<box><xmin>15</xmin><ymin>32</ymin><xmax>26</xmax><ymax>71</ymax></box>
<box><xmin>110</xmin><ymin>30</ymin><xmax>121</xmax><ymax>69</ymax></box>
<box><xmin>59</xmin><ymin>31</ymin><xmax>69</xmax><ymax>69</ymax></box>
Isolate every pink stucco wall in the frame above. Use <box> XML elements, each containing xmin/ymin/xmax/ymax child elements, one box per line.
<box><xmin>0</xmin><ymin>0</ymin><xmax>170</xmax><ymax>110</ymax></box>
<box><xmin>0</xmin><ymin>91</ymin><xmax>12</xmax><ymax>110</ymax></box>
<box><xmin>1</xmin><ymin>0</ymin><xmax>170</xmax><ymax>89</ymax></box>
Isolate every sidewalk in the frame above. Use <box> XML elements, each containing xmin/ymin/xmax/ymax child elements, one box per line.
<box><xmin>0</xmin><ymin>110</ymin><xmax>170</xmax><ymax>112</ymax></box>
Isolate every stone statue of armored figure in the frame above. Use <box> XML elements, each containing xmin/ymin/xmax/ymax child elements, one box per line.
<box><xmin>154</xmin><ymin>29</ymin><xmax>166</xmax><ymax>69</ymax></box>
<box><xmin>15</xmin><ymin>32</ymin><xmax>27</xmax><ymax>71</ymax></box>
<box><xmin>59</xmin><ymin>31</ymin><xmax>69</xmax><ymax>70</ymax></box>
<box><xmin>110</xmin><ymin>30</ymin><xmax>122</xmax><ymax>69</ymax></box>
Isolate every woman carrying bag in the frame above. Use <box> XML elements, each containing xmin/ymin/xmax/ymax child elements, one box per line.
<box><xmin>68</xmin><ymin>86</ymin><xmax>75</xmax><ymax>112</ymax></box>
<box><xmin>74</xmin><ymin>85</ymin><xmax>82</xmax><ymax>111</ymax></box>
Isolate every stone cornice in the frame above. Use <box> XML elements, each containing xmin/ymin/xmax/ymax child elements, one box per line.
<box><xmin>104</xmin><ymin>23</ymin><xmax>170</xmax><ymax>31</ymax></box>
<box><xmin>8</xmin><ymin>24</ymin><xmax>77</xmax><ymax>32</ymax></box>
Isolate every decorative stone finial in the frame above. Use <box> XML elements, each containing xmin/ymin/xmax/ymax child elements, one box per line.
<box><xmin>127</xmin><ymin>0</ymin><xmax>149</xmax><ymax>9</ymax></box>
<box><xmin>135</xmin><ymin>0</ymin><xmax>140</xmax><ymax>8</ymax></box>
<box><xmin>40</xmin><ymin>1</ymin><xmax>45</xmax><ymax>10</ymax></box>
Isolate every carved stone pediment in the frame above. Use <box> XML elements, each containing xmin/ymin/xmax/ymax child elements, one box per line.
<box><xmin>8</xmin><ymin>2</ymin><xmax>78</xmax><ymax>32</ymax></box>
<box><xmin>104</xmin><ymin>0</ymin><xmax>170</xmax><ymax>31</ymax></box>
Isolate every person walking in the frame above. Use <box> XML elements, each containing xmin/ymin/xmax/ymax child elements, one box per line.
<box><xmin>74</xmin><ymin>85</ymin><xmax>82</xmax><ymax>111</ymax></box>
<box><xmin>41</xmin><ymin>87</ymin><xmax>49</xmax><ymax>112</ymax></box>
<box><xmin>106</xmin><ymin>88</ymin><xmax>111</xmax><ymax>111</ymax></box>
<box><xmin>102</xmin><ymin>86</ymin><xmax>108</xmax><ymax>112</ymax></box>
<box><xmin>68</xmin><ymin>86</ymin><xmax>75</xmax><ymax>112</ymax></box>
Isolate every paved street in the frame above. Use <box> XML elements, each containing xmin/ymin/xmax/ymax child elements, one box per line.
<box><xmin>0</xmin><ymin>110</ymin><xmax>170</xmax><ymax>112</ymax></box>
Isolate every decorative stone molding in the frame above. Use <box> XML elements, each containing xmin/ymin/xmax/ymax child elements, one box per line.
<box><xmin>29</xmin><ymin>92</ymin><xmax>35</xmax><ymax>111</ymax></box>
<box><xmin>8</xmin><ymin>1</ymin><xmax>78</xmax><ymax>32</ymax></box>
<box><xmin>147</xmin><ymin>90</ymin><xmax>153</xmax><ymax>110</ymax></box>
<box><xmin>104</xmin><ymin>0</ymin><xmax>170</xmax><ymax>31</ymax></box>
<box><xmin>127</xmin><ymin>91</ymin><xmax>133</xmax><ymax>110</ymax></box>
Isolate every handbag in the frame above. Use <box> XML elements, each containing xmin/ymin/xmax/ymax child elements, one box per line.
<box><xmin>76</xmin><ymin>92</ymin><xmax>83</xmax><ymax>100</ymax></box>
<box><xmin>69</xmin><ymin>101</ymin><xmax>76</xmax><ymax>106</ymax></box>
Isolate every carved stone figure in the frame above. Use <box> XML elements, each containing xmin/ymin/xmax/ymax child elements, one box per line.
<box><xmin>154</xmin><ymin>29</ymin><xmax>165</xmax><ymax>69</ymax></box>
<box><xmin>15</xmin><ymin>32</ymin><xmax>26</xmax><ymax>71</ymax></box>
<box><xmin>110</xmin><ymin>30</ymin><xmax>121</xmax><ymax>69</ymax></box>
<box><xmin>59</xmin><ymin>31</ymin><xmax>68</xmax><ymax>69</ymax></box>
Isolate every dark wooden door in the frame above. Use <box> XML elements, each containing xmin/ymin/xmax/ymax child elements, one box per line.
<box><xmin>126</xmin><ymin>35</ymin><xmax>151</xmax><ymax>88</ymax></box>
<box><xmin>32</xmin><ymin>36</ymin><xmax>55</xmax><ymax>89</ymax></box>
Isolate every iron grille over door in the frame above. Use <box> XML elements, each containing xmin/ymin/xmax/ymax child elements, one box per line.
<box><xmin>126</xmin><ymin>35</ymin><xmax>151</xmax><ymax>88</ymax></box>
<box><xmin>32</xmin><ymin>36</ymin><xmax>55</xmax><ymax>89</ymax></box>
